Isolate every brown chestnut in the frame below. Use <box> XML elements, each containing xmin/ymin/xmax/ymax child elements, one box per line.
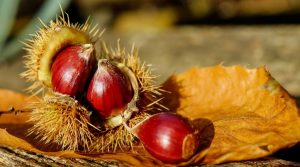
<box><xmin>86</xmin><ymin>60</ymin><xmax>134</xmax><ymax>119</ymax></box>
<box><xmin>51</xmin><ymin>44</ymin><xmax>95</xmax><ymax>97</ymax></box>
<box><xmin>126</xmin><ymin>112</ymin><xmax>199</xmax><ymax>163</ymax></box>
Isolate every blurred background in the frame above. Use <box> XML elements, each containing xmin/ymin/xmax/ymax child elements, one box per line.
<box><xmin>1</xmin><ymin>0</ymin><xmax>300</xmax><ymax>96</ymax></box>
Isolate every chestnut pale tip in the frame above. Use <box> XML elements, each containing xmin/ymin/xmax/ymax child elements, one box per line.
<box><xmin>80</xmin><ymin>44</ymin><xmax>94</xmax><ymax>60</ymax></box>
<box><xmin>182</xmin><ymin>133</ymin><xmax>198</xmax><ymax>159</ymax></box>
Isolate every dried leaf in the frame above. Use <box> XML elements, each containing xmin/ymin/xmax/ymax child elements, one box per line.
<box><xmin>163</xmin><ymin>65</ymin><xmax>300</xmax><ymax>165</ymax></box>
<box><xmin>0</xmin><ymin>89</ymin><xmax>34</xmax><ymax>111</ymax></box>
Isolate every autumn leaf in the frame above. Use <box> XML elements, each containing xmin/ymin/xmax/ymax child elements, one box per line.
<box><xmin>163</xmin><ymin>65</ymin><xmax>300</xmax><ymax>165</ymax></box>
<box><xmin>0</xmin><ymin>89</ymin><xmax>35</xmax><ymax>111</ymax></box>
<box><xmin>0</xmin><ymin>65</ymin><xmax>300</xmax><ymax>166</ymax></box>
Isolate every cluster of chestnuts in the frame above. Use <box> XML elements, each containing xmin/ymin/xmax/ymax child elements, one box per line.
<box><xmin>51</xmin><ymin>44</ymin><xmax>133</xmax><ymax>121</ymax></box>
<box><xmin>22</xmin><ymin>14</ymin><xmax>199</xmax><ymax>163</ymax></box>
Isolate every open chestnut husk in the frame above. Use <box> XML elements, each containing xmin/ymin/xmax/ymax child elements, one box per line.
<box><xmin>23</xmin><ymin>13</ymin><xmax>163</xmax><ymax>152</ymax></box>
<box><xmin>21</xmin><ymin>16</ymin><xmax>96</xmax><ymax>93</ymax></box>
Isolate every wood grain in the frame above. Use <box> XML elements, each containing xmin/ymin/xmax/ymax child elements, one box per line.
<box><xmin>0</xmin><ymin>145</ymin><xmax>300</xmax><ymax>167</ymax></box>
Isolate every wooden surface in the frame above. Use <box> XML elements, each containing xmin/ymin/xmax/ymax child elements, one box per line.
<box><xmin>0</xmin><ymin>145</ymin><xmax>299</xmax><ymax>167</ymax></box>
<box><xmin>0</xmin><ymin>146</ymin><xmax>121</xmax><ymax>167</ymax></box>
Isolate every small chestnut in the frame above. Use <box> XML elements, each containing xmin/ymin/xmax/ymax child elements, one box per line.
<box><xmin>127</xmin><ymin>112</ymin><xmax>199</xmax><ymax>163</ymax></box>
<box><xmin>51</xmin><ymin>44</ymin><xmax>95</xmax><ymax>97</ymax></box>
<box><xmin>86</xmin><ymin>60</ymin><xmax>133</xmax><ymax>119</ymax></box>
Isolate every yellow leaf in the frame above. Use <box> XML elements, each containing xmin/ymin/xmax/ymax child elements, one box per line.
<box><xmin>0</xmin><ymin>89</ymin><xmax>35</xmax><ymax>111</ymax></box>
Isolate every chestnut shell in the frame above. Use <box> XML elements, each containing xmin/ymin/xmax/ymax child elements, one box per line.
<box><xmin>135</xmin><ymin>113</ymin><xmax>199</xmax><ymax>163</ymax></box>
<box><xmin>87</xmin><ymin>60</ymin><xmax>133</xmax><ymax>118</ymax></box>
<box><xmin>51</xmin><ymin>44</ymin><xmax>94</xmax><ymax>97</ymax></box>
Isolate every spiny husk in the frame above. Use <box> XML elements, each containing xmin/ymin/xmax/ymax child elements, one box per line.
<box><xmin>89</xmin><ymin>42</ymin><xmax>166</xmax><ymax>152</ymax></box>
<box><xmin>23</xmin><ymin>13</ymin><xmax>101</xmax><ymax>151</ymax></box>
<box><xmin>21</xmin><ymin>12</ymin><xmax>102</xmax><ymax>95</ymax></box>
<box><xmin>91</xmin><ymin>112</ymin><xmax>150</xmax><ymax>152</ymax></box>
<box><xmin>100</xmin><ymin>41</ymin><xmax>167</xmax><ymax>113</ymax></box>
<box><xmin>28</xmin><ymin>92</ymin><xmax>96</xmax><ymax>151</ymax></box>
<box><xmin>24</xmin><ymin>12</ymin><xmax>165</xmax><ymax>152</ymax></box>
<box><xmin>27</xmin><ymin>45</ymin><xmax>165</xmax><ymax>152</ymax></box>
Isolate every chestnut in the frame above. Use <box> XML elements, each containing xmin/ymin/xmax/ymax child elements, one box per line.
<box><xmin>126</xmin><ymin>112</ymin><xmax>199</xmax><ymax>163</ymax></box>
<box><xmin>86</xmin><ymin>60</ymin><xmax>134</xmax><ymax>119</ymax></box>
<box><xmin>51</xmin><ymin>44</ymin><xmax>95</xmax><ymax>97</ymax></box>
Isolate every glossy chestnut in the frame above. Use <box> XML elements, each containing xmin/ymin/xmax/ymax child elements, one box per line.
<box><xmin>51</xmin><ymin>44</ymin><xmax>95</xmax><ymax>97</ymax></box>
<box><xmin>86</xmin><ymin>60</ymin><xmax>133</xmax><ymax>118</ymax></box>
<box><xmin>133</xmin><ymin>112</ymin><xmax>199</xmax><ymax>163</ymax></box>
